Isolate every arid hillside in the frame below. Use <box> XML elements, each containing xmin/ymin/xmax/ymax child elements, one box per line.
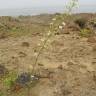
<box><xmin>0</xmin><ymin>13</ymin><xmax>96</xmax><ymax>96</ymax></box>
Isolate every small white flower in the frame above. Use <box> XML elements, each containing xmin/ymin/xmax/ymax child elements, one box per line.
<box><xmin>47</xmin><ymin>31</ymin><xmax>51</xmax><ymax>36</ymax></box>
<box><xmin>62</xmin><ymin>22</ymin><xmax>66</xmax><ymax>26</ymax></box>
<box><xmin>52</xmin><ymin>18</ymin><xmax>56</xmax><ymax>21</ymax></box>
<box><xmin>31</xmin><ymin>75</ymin><xmax>35</xmax><ymax>78</ymax></box>
<box><xmin>59</xmin><ymin>25</ymin><xmax>63</xmax><ymax>29</ymax></box>
<box><xmin>47</xmin><ymin>33</ymin><xmax>51</xmax><ymax>36</ymax></box>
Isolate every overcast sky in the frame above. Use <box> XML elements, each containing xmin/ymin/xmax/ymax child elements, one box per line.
<box><xmin>0</xmin><ymin>0</ymin><xmax>95</xmax><ymax>9</ymax></box>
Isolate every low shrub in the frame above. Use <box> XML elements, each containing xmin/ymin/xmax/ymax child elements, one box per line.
<box><xmin>90</xmin><ymin>20</ymin><xmax>96</xmax><ymax>27</ymax></box>
<box><xmin>79</xmin><ymin>28</ymin><xmax>92</xmax><ymax>37</ymax></box>
<box><xmin>74</xmin><ymin>18</ymin><xmax>87</xmax><ymax>29</ymax></box>
<box><xmin>3</xmin><ymin>72</ymin><xmax>17</xmax><ymax>88</ymax></box>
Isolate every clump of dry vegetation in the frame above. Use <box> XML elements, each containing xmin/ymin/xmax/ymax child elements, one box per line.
<box><xmin>74</xmin><ymin>18</ymin><xmax>87</xmax><ymax>29</ymax></box>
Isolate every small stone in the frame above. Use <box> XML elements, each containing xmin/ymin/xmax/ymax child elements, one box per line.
<box><xmin>92</xmin><ymin>45</ymin><xmax>96</xmax><ymax>52</ymax></box>
<box><xmin>38</xmin><ymin>63</ymin><xmax>44</xmax><ymax>66</ymax></box>
<box><xmin>87</xmin><ymin>37</ymin><xmax>96</xmax><ymax>43</ymax></box>
<box><xmin>38</xmin><ymin>68</ymin><xmax>52</xmax><ymax>78</ymax></box>
<box><xmin>18</xmin><ymin>52</ymin><xmax>27</xmax><ymax>57</ymax></box>
<box><xmin>21</xmin><ymin>42</ymin><xmax>30</xmax><ymax>47</ymax></box>
<box><xmin>67</xmin><ymin>62</ymin><xmax>74</xmax><ymax>66</ymax></box>
<box><xmin>57</xmin><ymin>65</ymin><xmax>63</xmax><ymax>69</ymax></box>
<box><xmin>63</xmin><ymin>31</ymin><xmax>70</xmax><ymax>34</ymax></box>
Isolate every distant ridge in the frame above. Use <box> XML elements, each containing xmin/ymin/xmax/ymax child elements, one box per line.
<box><xmin>0</xmin><ymin>5</ymin><xmax>95</xmax><ymax>16</ymax></box>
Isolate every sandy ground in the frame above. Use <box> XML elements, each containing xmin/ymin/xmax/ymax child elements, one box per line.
<box><xmin>0</xmin><ymin>14</ymin><xmax>96</xmax><ymax>96</ymax></box>
<box><xmin>0</xmin><ymin>30</ymin><xmax>96</xmax><ymax>96</ymax></box>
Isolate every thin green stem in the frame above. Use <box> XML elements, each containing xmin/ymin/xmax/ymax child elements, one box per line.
<box><xmin>32</xmin><ymin>33</ymin><xmax>52</xmax><ymax>74</ymax></box>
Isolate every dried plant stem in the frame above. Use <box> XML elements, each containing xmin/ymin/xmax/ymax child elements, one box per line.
<box><xmin>32</xmin><ymin>33</ymin><xmax>52</xmax><ymax>74</ymax></box>
<box><xmin>32</xmin><ymin>0</ymin><xmax>78</xmax><ymax>75</ymax></box>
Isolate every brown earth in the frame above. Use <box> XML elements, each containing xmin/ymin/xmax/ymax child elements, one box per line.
<box><xmin>0</xmin><ymin>13</ymin><xmax>96</xmax><ymax>96</ymax></box>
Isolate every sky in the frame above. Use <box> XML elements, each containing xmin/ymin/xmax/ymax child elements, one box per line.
<box><xmin>0</xmin><ymin>0</ymin><xmax>95</xmax><ymax>9</ymax></box>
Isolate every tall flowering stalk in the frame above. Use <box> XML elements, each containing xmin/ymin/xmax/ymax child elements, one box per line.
<box><xmin>32</xmin><ymin>31</ymin><xmax>52</xmax><ymax>74</ymax></box>
<box><xmin>32</xmin><ymin>0</ymin><xmax>78</xmax><ymax>75</ymax></box>
<box><xmin>66</xmin><ymin>0</ymin><xmax>78</xmax><ymax>13</ymax></box>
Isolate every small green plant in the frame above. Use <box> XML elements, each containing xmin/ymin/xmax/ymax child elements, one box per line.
<box><xmin>0</xmin><ymin>92</ymin><xmax>3</xmax><ymax>96</ymax></box>
<box><xmin>3</xmin><ymin>72</ymin><xmax>17</xmax><ymax>88</ymax></box>
<box><xmin>80</xmin><ymin>28</ymin><xmax>92</xmax><ymax>37</ymax></box>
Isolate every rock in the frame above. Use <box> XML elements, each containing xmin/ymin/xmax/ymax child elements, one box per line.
<box><xmin>21</xmin><ymin>42</ymin><xmax>30</xmax><ymax>47</ymax></box>
<box><xmin>18</xmin><ymin>52</ymin><xmax>27</xmax><ymax>57</ymax></box>
<box><xmin>0</xmin><ymin>64</ymin><xmax>8</xmax><ymax>77</ymax></box>
<box><xmin>0</xmin><ymin>32</ymin><xmax>8</xmax><ymax>39</ymax></box>
<box><xmin>62</xmin><ymin>31</ymin><xmax>70</xmax><ymax>34</ymax></box>
<box><xmin>87</xmin><ymin>37</ymin><xmax>96</xmax><ymax>43</ymax></box>
<box><xmin>57</xmin><ymin>65</ymin><xmax>63</xmax><ymax>70</ymax></box>
<box><xmin>38</xmin><ymin>63</ymin><xmax>44</xmax><ymax>66</ymax></box>
<box><xmin>38</xmin><ymin>68</ymin><xmax>54</xmax><ymax>78</ymax></box>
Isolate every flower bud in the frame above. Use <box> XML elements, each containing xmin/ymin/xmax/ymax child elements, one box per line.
<box><xmin>62</xmin><ymin>22</ymin><xmax>66</xmax><ymax>26</ymax></box>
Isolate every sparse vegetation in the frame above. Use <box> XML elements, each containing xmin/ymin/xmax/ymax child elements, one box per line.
<box><xmin>0</xmin><ymin>65</ymin><xmax>8</xmax><ymax>77</ymax></box>
<box><xmin>79</xmin><ymin>28</ymin><xmax>92</xmax><ymax>37</ymax></box>
<box><xmin>32</xmin><ymin>0</ymin><xmax>78</xmax><ymax>75</ymax></box>
<box><xmin>74</xmin><ymin>18</ymin><xmax>87</xmax><ymax>29</ymax></box>
<box><xmin>3</xmin><ymin>72</ymin><xmax>17</xmax><ymax>88</ymax></box>
<box><xmin>0</xmin><ymin>0</ymin><xmax>96</xmax><ymax>96</ymax></box>
<box><xmin>90</xmin><ymin>19</ymin><xmax>96</xmax><ymax>27</ymax></box>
